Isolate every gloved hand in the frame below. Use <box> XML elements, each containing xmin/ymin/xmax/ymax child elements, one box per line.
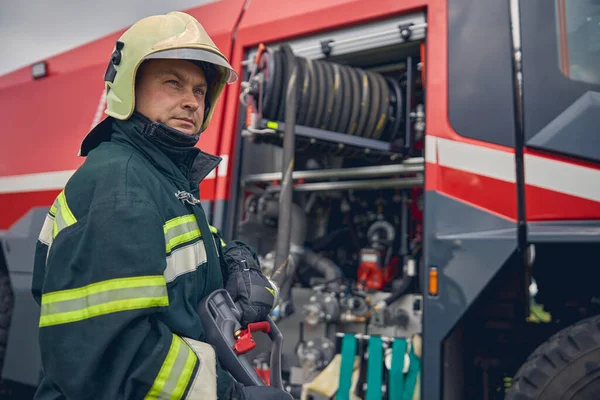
<box><xmin>222</xmin><ymin>240</ymin><xmax>278</xmax><ymax>326</ymax></box>
<box><xmin>224</xmin><ymin>380</ymin><xmax>292</xmax><ymax>400</ymax></box>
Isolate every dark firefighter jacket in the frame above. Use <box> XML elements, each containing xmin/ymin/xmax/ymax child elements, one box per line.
<box><xmin>31</xmin><ymin>112</ymin><xmax>236</xmax><ymax>400</ymax></box>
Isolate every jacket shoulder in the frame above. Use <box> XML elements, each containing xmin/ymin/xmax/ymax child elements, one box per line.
<box><xmin>65</xmin><ymin>142</ymin><xmax>160</xmax><ymax>213</ymax></box>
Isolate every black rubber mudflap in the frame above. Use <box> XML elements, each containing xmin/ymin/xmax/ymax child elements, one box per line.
<box><xmin>506</xmin><ymin>314</ymin><xmax>600</xmax><ymax>400</ymax></box>
<box><xmin>0</xmin><ymin>249</ymin><xmax>14</xmax><ymax>377</ymax></box>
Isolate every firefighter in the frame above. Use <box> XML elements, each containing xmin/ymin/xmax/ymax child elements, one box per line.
<box><xmin>31</xmin><ymin>11</ymin><xmax>291</xmax><ymax>400</ymax></box>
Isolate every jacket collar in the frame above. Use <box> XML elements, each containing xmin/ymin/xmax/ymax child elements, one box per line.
<box><xmin>82</xmin><ymin>112</ymin><xmax>221</xmax><ymax>191</ymax></box>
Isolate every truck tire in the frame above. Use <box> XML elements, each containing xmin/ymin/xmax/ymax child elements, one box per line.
<box><xmin>506</xmin><ymin>314</ymin><xmax>600</xmax><ymax>400</ymax></box>
<box><xmin>0</xmin><ymin>254</ymin><xmax>13</xmax><ymax>377</ymax></box>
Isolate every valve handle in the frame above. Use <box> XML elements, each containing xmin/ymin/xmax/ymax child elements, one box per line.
<box><xmin>233</xmin><ymin>321</ymin><xmax>272</xmax><ymax>355</ymax></box>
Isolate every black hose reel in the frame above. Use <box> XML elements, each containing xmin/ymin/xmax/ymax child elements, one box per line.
<box><xmin>249</xmin><ymin>43</ymin><xmax>406</xmax><ymax>157</ymax></box>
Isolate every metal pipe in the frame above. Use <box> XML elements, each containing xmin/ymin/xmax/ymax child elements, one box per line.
<box><xmin>265</xmin><ymin>177</ymin><xmax>423</xmax><ymax>193</ymax></box>
<box><xmin>243</xmin><ymin>161</ymin><xmax>424</xmax><ymax>184</ymax></box>
<box><xmin>404</xmin><ymin>157</ymin><xmax>424</xmax><ymax>165</ymax></box>
<box><xmin>400</xmin><ymin>190</ymin><xmax>409</xmax><ymax>257</ymax></box>
<box><xmin>271</xmin><ymin>61</ymin><xmax>298</xmax><ymax>318</ymax></box>
<box><xmin>303</xmin><ymin>249</ymin><xmax>343</xmax><ymax>292</ymax></box>
<box><xmin>292</xmin><ymin>22</ymin><xmax>429</xmax><ymax>56</ymax></box>
<box><xmin>404</xmin><ymin>56</ymin><xmax>414</xmax><ymax>154</ymax></box>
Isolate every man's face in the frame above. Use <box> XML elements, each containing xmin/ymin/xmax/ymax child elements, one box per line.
<box><xmin>135</xmin><ymin>59</ymin><xmax>208</xmax><ymax>135</ymax></box>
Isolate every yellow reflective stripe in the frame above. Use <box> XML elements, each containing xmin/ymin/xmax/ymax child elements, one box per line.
<box><xmin>174</xmin><ymin>347</ymin><xmax>197</xmax><ymax>399</ymax></box>
<box><xmin>164</xmin><ymin>214</ymin><xmax>196</xmax><ymax>233</ymax></box>
<box><xmin>164</xmin><ymin>215</ymin><xmax>226</xmax><ymax>252</ymax></box>
<box><xmin>39</xmin><ymin>296</ymin><xmax>169</xmax><ymax>327</ymax></box>
<box><xmin>145</xmin><ymin>335</ymin><xmax>197</xmax><ymax>400</ymax></box>
<box><xmin>52</xmin><ymin>219</ymin><xmax>59</xmax><ymax>240</ymax></box>
<box><xmin>41</xmin><ymin>275</ymin><xmax>165</xmax><ymax>304</ymax></box>
<box><xmin>164</xmin><ymin>215</ymin><xmax>201</xmax><ymax>253</ymax></box>
<box><xmin>51</xmin><ymin>191</ymin><xmax>77</xmax><ymax>239</ymax></box>
<box><xmin>145</xmin><ymin>335</ymin><xmax>180</xmax><ymax>399</ymax></box>
<box><xmin>39</xmin><ymin>276</ymin><xmax>168</xmax><ymax>327</ymax></box>
<box><xmin>57</xmin><ymin>191</ymin><xmax>76</xmax><ymax>226</ymax></box>
<box><xmin>166</xmin><ymin>230</ymin><xmax>201</xmax><ymax>254</ymax></box>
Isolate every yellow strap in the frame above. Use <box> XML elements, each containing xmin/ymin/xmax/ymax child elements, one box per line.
<box><xmin>209</xmin><ymin>225</ymin><xmax>226</xmax><ymax>247</ymax></box>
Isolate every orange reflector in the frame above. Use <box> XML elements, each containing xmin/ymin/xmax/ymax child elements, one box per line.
<box><xmin>246</xmin><ymin>104</ymin><xmax>254</xmax><ymax>127</ymax></box>
<box><xmin>428</xmin><ymin>267</ymin><xmax>439</xmax><ymax>296</ymax></box>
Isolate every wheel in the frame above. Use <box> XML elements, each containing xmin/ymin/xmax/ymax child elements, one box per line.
<box><xmin>506</xmin><ymin>314</ymin><xmax>600</xmax><ymax>400</ymax></box>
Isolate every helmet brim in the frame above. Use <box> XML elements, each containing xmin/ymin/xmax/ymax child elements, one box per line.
<box><xmin>144</xmin><ymin>48</ymin><xmax>238</xmax><ymax>84</ymax></box>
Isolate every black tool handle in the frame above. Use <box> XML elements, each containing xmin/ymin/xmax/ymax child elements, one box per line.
<box><xmin>265</xmin><ymin>315</ymin><xmax>284</xmax><ymax>390</ymax></box>
<box><xmin>198</xmin><ymin>289</ymin><xmax>284</xmax><ymax>390</ymax></box>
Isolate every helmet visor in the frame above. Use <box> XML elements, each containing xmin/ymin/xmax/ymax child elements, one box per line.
<box><xmin>144</xmin><ymin>48</ymin><xmax>238</xmax><ymax>84</ymax></box>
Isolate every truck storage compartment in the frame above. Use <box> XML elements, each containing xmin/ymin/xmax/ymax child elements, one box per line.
<box><xmin>231</xmin><ymin>11</ymin><xmax>427</xmax><ymax>398</ymax></box>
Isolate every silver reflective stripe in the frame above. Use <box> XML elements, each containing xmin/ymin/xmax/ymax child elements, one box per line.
<box><xmin>181</xmin><ymin>337</ymin><xmax>217</xmax><ymax>399</ymax></box>
<box><xmin>166</xmin><ymin>220</ymin><xmax>199</xmax><ymax>244</ymax></box>
<box><xmin>164</xmin><ymin>240</ymin><xmax>208</xmax><ymax>283</ymax></box>
<box><xmin>38</xmin><ymin>214</ymin><xmax>55</xmax><ymax>246</ymax></box>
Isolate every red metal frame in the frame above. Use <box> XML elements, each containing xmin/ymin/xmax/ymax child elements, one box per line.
<box><xmin>0</xmin><ymin>0</ymin><xmax>246</xmax><ymax>230</ymax></box>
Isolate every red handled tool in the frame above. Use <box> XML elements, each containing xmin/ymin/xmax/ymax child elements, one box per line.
<box><xmin>233</xmin><ymin>321</ymin><xmax>272</xmax><ymax>355</ymax></box>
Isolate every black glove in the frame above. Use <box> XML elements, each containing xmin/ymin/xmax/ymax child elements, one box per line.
<box><xmin>224</xmin><ymin>381</ymin><xmax>292</xmax><ymax>400</ymax></box>
<box><xmin>222</xmin><ymin>240</ymin><xmax>277</xmax><ymax>326</ymax></box>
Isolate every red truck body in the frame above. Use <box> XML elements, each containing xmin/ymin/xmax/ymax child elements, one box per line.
<box><xmin>1</xmin><ymin>0</ymin><xmax>600</xmax><ymax>399</ymax></box>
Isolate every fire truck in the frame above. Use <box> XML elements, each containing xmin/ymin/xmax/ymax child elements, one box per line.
<box><xmin>1</xmin><ymin>0</ymin><xmax>599</xmax><ymax>398</ymax></box>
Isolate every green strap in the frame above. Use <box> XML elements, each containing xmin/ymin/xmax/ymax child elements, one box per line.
<box><xmin>366</xmin><ymin>336</ymin><xmax>383</xmax><ymax>400</ymax></box>
<box><xmin>402</xmin><ymin>346</ymin><xmax>421</xmax><ymax>400</ymax></box>
<box><xmin>388</xmin><ymin>338</ymin><xmax>407</xmax><ymax>399</ymax></box>
<box><xmin>338</xmin><ymin>334</ymin><xmax>357</xmax><ymax>400</ymax></box>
